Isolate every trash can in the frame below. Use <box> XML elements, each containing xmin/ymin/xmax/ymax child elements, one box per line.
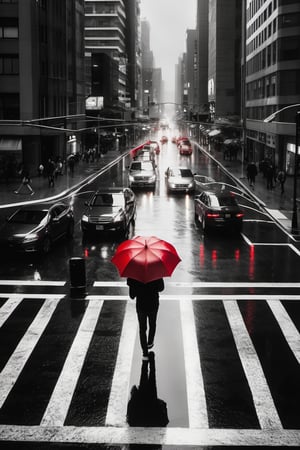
<box><xmin>69</xmin><ymin>257</ymin><xmax>86</xmax><ymax>298</ymax></box>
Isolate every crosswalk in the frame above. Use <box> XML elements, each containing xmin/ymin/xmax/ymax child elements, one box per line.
<box><xmin>0</xmin><ymin>281</ymin><xmax>300</xmax><ymax>447</ymax></box>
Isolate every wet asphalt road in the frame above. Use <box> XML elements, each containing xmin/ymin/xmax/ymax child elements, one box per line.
<box><xmin>0</xmin><ymin>134</ymin><xmax>300</xmax><ymax>448</ymax></box>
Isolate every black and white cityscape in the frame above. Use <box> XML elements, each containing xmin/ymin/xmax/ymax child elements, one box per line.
<box><xmin>0</xmin><ymin>1</ymin><xmax>300</xmax><ymax>449</ymax></box>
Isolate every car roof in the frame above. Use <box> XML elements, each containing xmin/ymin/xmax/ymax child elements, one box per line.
<box><xmin>200</xmin><ymin>188</ymin><xmax>237</xmax><ymax>198</ymax></box>
<box><xmin>18</xmin><ymin>202</ymin><xmax>66</xmax><ymax>211</ymax></box>
<box><xmin>95</xmin><ymin>187</ymin><xmax>127</xmax><ymax>194</ymax></box>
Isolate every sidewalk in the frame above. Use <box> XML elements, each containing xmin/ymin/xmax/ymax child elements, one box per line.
<box><xmin>0</xmin><ymin>142</ymin><xmax>299</xmax><ymax>237</ymax></box>
<box><xmin>0</xmin><ymin>147</ymin><xmax>124</xmax><ymax>208</ymax></box>
<box><xmin>202</xmin><ymin>144</ymin><xmax>300</xmax><ymax>237</ymax></box>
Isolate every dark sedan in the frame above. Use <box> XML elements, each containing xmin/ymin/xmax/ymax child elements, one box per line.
<box><xmin>81</xmin><ymin>187</ymin><xmax>136</xmax><ymax>237</ymax></box>
<box><xmin>194</xmin><ymin>189</ymin><xmax>244</xmax><ymax>232</ymax></box>
<box><xmin>0</xmin><ymin>202</ymin><xmax>74</xmax><ymax>253</ymax></box>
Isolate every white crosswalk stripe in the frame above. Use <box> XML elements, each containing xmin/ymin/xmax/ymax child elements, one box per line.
<box><xmin>0</xmin><ymin>297</ymin><xmax>61</xmax><ymax>408</ymax></box>
<box><xmin>180</xmin><ymin>299</ymin><xmax>208</xmax><ymax>428</ymax></box>
<box><xmin>223</xmin><ymin>300</ymin><xmax>282</xmax><ymax>429</ymax></box>
<box><xmin>41</xmin><ymin>300</ymin><xmax>104</xmax><ymax>426</ymax></box>
<box><xmin>105</xmin><ymin>300</ymin><xmax>137</xmax><ymax>427</ymax></box>
<box><xmin>0</xmin><ymin>287</ymin><xmax>299</xmax><ymax>446</ymax></box>
<box><xmin>0</xmin><ymin>296</ymin><xmax>23</xmax><ymax>327</ymax></box>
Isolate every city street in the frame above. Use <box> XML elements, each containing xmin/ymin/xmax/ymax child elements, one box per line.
<box><xmin>0</xmin><ymin>136</ymin><xmax>299</xmax><ymax>448</ymax></box>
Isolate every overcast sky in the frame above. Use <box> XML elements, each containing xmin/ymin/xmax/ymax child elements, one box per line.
<box><xmin>140</xmin><ymin>0</ymin><xmax>197</xmax><ymax>100</ymax></box>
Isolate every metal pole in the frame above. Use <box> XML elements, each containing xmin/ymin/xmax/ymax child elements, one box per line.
<box><xmin>291</xmin><ymin>111</ymin><xmax>300</xmax><ymax>233</ymax></box>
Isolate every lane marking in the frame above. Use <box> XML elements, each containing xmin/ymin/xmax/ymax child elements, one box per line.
<box><xmin>180</xmin><ymin>299</ymin><xmax>208</xmax><ymax>428</ymax></box>
<box><xmin>0</xmin><ymin>425</ymin><xmax>300</xmax><ymax>446</ymax></box>
<box><xmin>267</xmin><ymin>300</ymin><xmax>300</xmax><ymax>365</ymax></box>
<box><xmin>0</xmin><ymin>280</ymin><xmax>65</xmax><ymax>286</ymax></box>
<box><xmin>105</xmin><ymin>300</ymin><xmax>137</xmax><ymax>427</ymax></box>
<box><xmin>86</xmin><ymin>295</ymin><xmax>300</xmax><ymax>301</ymax></box>
<box><xmin>0</xmin><ymin>296</ymin><xmax>23</xmax><ymax>328</ymax></box>
<box><xmin>0</xmin><ymin>298</ymin><xmax>60</xmax><ymax>408</ymax></box>
<box><xmin>0</xmin><ymin>294</ymin><xmax>65</xmax><ymax>299</ymax></box>
<box><xmin>94</xmin><ymin>281</ymin><xmax>300</xmax><ymax>288</ymax></box>
<box><xmin>224</xmin><ymin>300</ymin><xmax>282</xmax><ymax>429</ymax></box>
<box><xmin>289</xmin><ymin>244</ymin><xmax>300</xmax><ymax>256</ymax></box>
<box><xmin>266</xmin><ymin>208</ymin><xmax>288</xmax><ymax>220</ymax></box>
<box><xmin>41</xmin><ymin>300</ymin><xmax>104</xmax><ymax>426</ymax></box>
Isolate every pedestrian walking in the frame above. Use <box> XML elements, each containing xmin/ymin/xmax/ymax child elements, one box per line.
<box><xmin>277</xmin><ymin>169</ymin><xmax>286</xmax><ymax>194</ymax></box>
<box><xmin>68</xmin><ymin>155</ymin><xmax>75</xmax><ymax>176</ymax></box>
<box><xmin>127</xmin><ymin>277</ymin><xmax>164</xmax><ymax>361</ymax></box>
<box><xmin>14</xmin><ymin>167</ymin><xmax>34</xmax><ymax>195</ymax></box>
<box><xmin>46</xmin><ymin>158</ymin><xmax>56</xmax><ymax>187</ymax></box>
<box><xmin>266</xmin><ymin>164</ymin><xmax>275</xmax><ymax>190</ymax></box>
<box><xmin>246</xmin><ymin>162</ymin><xmax>258</xmax><ymax>188</ymax></box>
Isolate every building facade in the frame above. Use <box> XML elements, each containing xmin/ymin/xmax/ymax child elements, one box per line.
<box><xmin>245</xmin><ymin>0</ymin><xmax>300</xmax><ymax>173</ymax></box>
<box><xmin>84</xmin><ymin>0</ymin><xmax>128</xmax><ymax>110</ymax></box>
<box><xmin>207</xmin><ymin>0</ymin><xmax>242</xmax><ymax>122</ymax></box>
<box><xmin>0</xmin><ymin>0</ymin><xmax>85</xmax><ymax>174</ymax></box>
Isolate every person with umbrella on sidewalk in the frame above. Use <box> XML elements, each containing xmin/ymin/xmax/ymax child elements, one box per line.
<box><xmin>111</xmin><ymin>235</ymin><xmax>181</xmax><ymax>361</ymax></box>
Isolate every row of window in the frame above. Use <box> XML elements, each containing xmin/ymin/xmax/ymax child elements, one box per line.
<box><xmin>247</xmin><ymin>0</ymin><xmax>277</xmax><ymax>36</ymax></box>
<box><xmin>246</xmin><ymin>37</ymin><xmax>300</xmax><ymax>76</ymax></box>
<box><xmin>247</xmin><ymin>69</ymin><xmax>300</xmax><ymax>102</ymax></box>
<box><xmin>246</xmin><ymin>18</ymin><xmax>276</xmax><ymax>55</ymax></box>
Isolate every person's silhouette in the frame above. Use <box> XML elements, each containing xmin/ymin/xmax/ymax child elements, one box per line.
<box><xmin>127</xmin><ymin>352</ymin><xmax>169</xmax><ymax>429</ymax></box>
<box><xmin>127</xmin><ymin>278</ymin><xmax>164</xmax><ymax>360</ymax></box>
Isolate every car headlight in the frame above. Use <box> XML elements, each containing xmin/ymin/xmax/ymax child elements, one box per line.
<box><xmin>81</xmin><ymin>214</ymin><xmax>89</xmax><ymax>222</ymax></box>
<box><xmin>128</xmin><ymin>175</ymin><xmax>135</xmax><ymax>182</ymax></box>
<box><xmin>23</xmin><ymin>233</ymin><xmax>39</xmax><ymax>243</ymax></box>
<box><xmin>113</xmin><ymin>213</ymin><xmax>125</xmax><ymax>223</ymax></box>
<box><xmin>148</xmin><ymin>175</ymin><xmax>156</xmax><ymax>182</ymax></box>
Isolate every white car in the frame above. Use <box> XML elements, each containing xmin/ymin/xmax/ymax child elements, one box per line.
<box><xmin>165</xmin><ymin>166</ymin><xmax>195</xmax><ymax>193</ymax></box>
<box><xmin>128</xmin><ymin>160</ymin><xmax>156</xmax><ymax>190</ymax></box>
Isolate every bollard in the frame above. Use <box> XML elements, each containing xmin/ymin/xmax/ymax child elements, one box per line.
<box><xmin>69</xmin><ymin>257</ymin><xmax>86</xmax><ymax>298</ymax></box>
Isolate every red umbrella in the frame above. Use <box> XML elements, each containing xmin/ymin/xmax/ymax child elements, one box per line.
<box><xmin>111</xmin><ymin>235</ymin><xmax>181</xmax><ymax>283</ymax></box>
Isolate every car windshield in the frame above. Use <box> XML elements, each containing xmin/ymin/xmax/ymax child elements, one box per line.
<box><xmin>92</xmin><ymin>193</ymin><xmax>123</xmax><ymax>207</ymax></box>
<box><xmin>10</xmin><ymin>209</ymin><xmax>47</xmax><ymax>224</ymax></box>
<box><xmin>173</xmin><ymin>169</ymin><xmax>193</xmax><ymax>178</ymax></box>
<box><xmin>130</xmin><ymin>162</ymin><xmax>153</xmax><ymax>171</ymax></box>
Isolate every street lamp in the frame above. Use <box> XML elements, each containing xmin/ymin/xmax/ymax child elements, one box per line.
<box><xmin>264</xmin><ymin>105</ymin><xmax>300</xmax><ymax>233</ymax></box>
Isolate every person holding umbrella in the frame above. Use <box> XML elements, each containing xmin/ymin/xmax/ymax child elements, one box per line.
<box><xmin>111</xmin><ymin>235</ymin><xmax>181</xmax><ymax>361</ymax></box>
<box><xmin>127</xmin><ymin>277</ymin><xmax>164</xmax><ymax>360</ymax></box>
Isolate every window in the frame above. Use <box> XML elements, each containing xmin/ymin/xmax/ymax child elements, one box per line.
<box><xmin>278</xmin><ymin>13</ymin><xmax>300</xmax><ymax>29</ymax></box>
<box><xmin>0</xmin><ymin>55</ymin><xmax>19</xmax><ymax>74</ymax></box>
<box><xmin>278</xmin><ymin>37</ymin><xmax>300</xmax><ymax>61</ymax></box>
<box><xmin>0</xmin><ymin>19</ymin><xmax>18</xmax><ymax>39</ymax></box>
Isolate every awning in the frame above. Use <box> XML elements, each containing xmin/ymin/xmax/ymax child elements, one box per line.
<box><xmin>208</xmin><ymin>129</ymin><xmax>221</xmax><ymax>137</ymax></box>
<box><xmin>0</xmin><ymin>138</ymin><xmax>22</xmax><ymax>151</ymax></box>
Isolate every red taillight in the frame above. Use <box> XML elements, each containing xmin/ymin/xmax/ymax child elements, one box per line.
<box><xmin>236</xmin><ymin>213</ymin><xmax>244</xmax><ymax>218</ymax></box>
<box><xmin>206</xmin><ymin>212</ymin><xmax>220</xmax><ymax>218</ymax></box>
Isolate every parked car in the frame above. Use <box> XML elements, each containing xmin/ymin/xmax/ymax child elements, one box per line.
<box><xmin>128</xmin><ymin>160</ymin><xmax>156</xmax><ymax>190</ymax></box>
<box><xmin>194</xmin><ymin>174</ymin><xmax>215</xmax><ymax>193</ymax></box>
<box><xmin>81</xmin><ymin>188</ymin><xmax>136</xmax><ymax>237</ymax></box>
<box><xmin>194</xmin><ymin>189</ymin><xmax>244</xmax><ymax>233</ymax></box>
<box><xmin>0</xmin><ymin>202</ymin><xmax>74</xmax><ymax>253</ymax></box>
<box><xmin>165</xmin><ymin>166</ymin><xmax>195</xmax><ymax>193</ymax></box>
<box><xmin>179</xmin><ymin>139</ymin><xmax>192</xmax><ymax>155</ymax></box>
